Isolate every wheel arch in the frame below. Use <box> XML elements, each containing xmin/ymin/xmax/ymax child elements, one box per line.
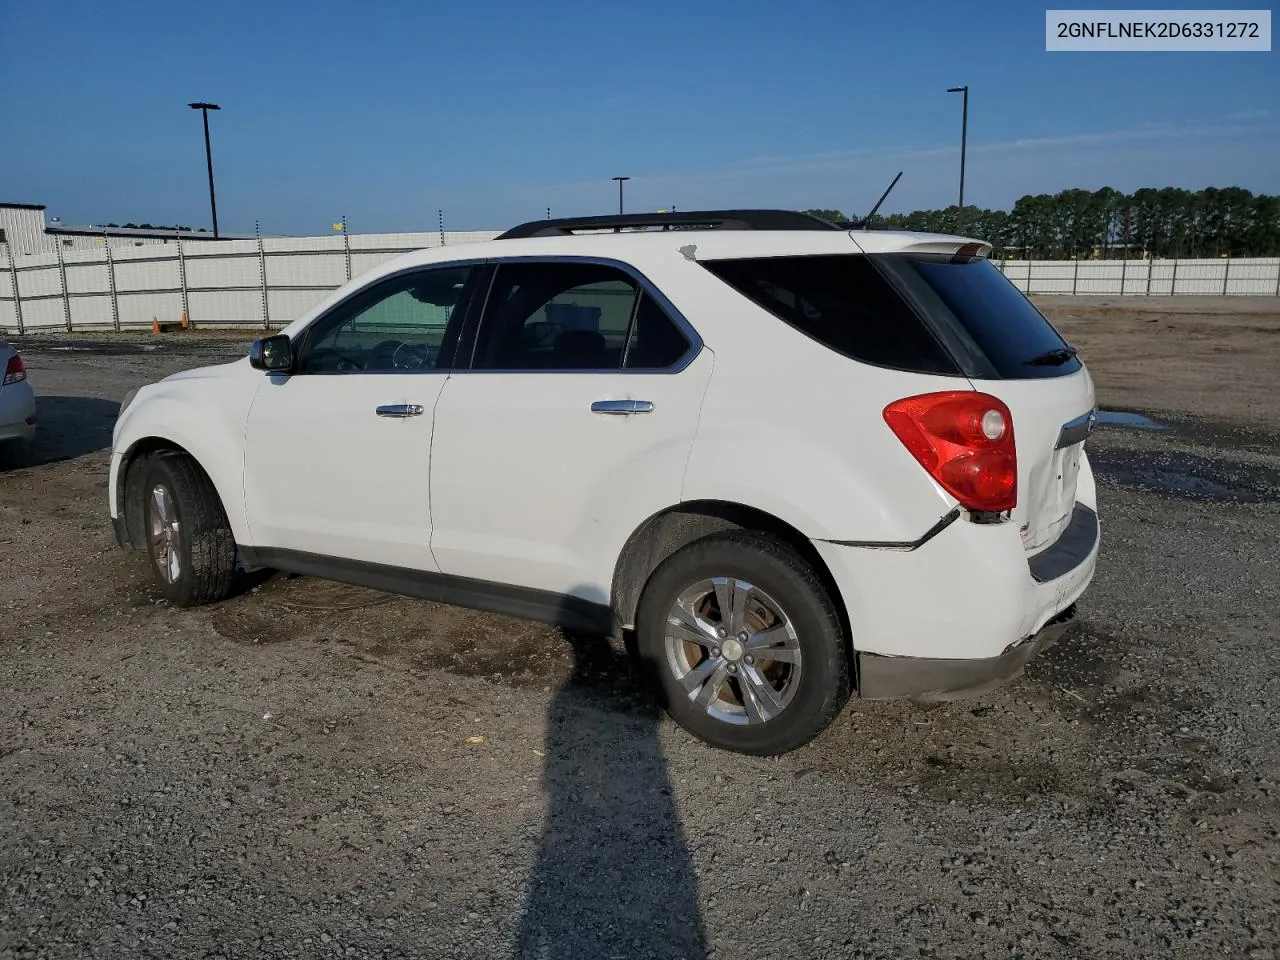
<box><xmin>115</xmin><ymin>436</ymin><xmax>241</xmax><ymax>550</ymax></box>
<box><xmin>610</xmin><ymin>500</ymin><xmax>853</xmax><ymax>654</ymax></box>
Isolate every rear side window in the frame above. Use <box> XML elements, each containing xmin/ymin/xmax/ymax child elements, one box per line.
<box><xmin>470</xmin><ymin>261</ymin><xmax>691</xmax><ymax>371</ymax></box>
<box><xmin>886</xmin><ymin>255</ymin><xmax>1082</xmax><ymax>379</ymax></box>
<box><xmin>702</xmin><ymin>255</ymin><xmax>960</xmax><ymax>375</ymax></box>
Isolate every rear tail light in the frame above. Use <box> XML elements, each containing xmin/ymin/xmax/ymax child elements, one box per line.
<box><xmin>2</xmin><ymin>354</ymin><xmax>26</xmax><ymax>386</ymax></box>
<box><xmin>883</xmin><ymin>391</ymin><xmax>1017</xmax><ymax>513</ymax></box>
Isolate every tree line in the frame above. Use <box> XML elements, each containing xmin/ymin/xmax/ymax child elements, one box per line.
<box><xmin>807</xmin><ymin>186</ymin><xmax>1280</xmax><ymax>259</ymax></box>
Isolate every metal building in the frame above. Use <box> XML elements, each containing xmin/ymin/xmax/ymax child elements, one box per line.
<box><xmin>45</xmin><ymin>223</ymin><xmax>257</xmax><ymax>251</ymax></box>
<box><xmin>1</xmin><ymin>201</ymin><xmax>255</xmax><ymax>255</ymax></box>
<box><xmin>0</xmin><ymin>203</ymin><xmax>53</xmax><ymax>255</ymax></box>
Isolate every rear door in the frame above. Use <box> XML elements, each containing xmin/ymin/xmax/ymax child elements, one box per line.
<box><xmin>427</xmin><ymin>258</ymin><xmax>712</xmax><ymax>600</ymax></box>
<box><xmin>879</xmin><ymin>253</ymin><xmax>1096</xmax><ymax>552</ymax></box>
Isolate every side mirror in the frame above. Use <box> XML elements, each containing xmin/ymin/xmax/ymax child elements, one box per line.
<box><xmin>249</xmin><ymin>335</ymin><xmax>293</xmax><ymax>373</ymax></box>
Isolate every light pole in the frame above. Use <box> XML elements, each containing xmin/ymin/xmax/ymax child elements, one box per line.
<box><xmin>188</xmin><ymin>102</ymin><xmax>221</xmax><ymax>239</ymax></box>
<box><xmin>611</xmin><ymin>176</ymin><xmax>630</xmax><ymax>215</ymax></box>
<box><xmin>946</xmin><ymin>86</ymin><xmax>968</xmax><ymax>224</ymax></box>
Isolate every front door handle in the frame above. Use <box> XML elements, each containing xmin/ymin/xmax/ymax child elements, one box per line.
<box><xmin>376</xmin><ymin>403</ymin><xmax>425</xmax><ymax>418</ymax></box>
<box><xmin>591</xmin><ymin>399</ymin><xmax>654</xmax><ymax>416</ymax></box>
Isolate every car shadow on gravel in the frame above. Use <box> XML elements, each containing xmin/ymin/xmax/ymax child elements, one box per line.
<box><xmin>0</xmin><ymin>395</ymin><xmax>119</xmax><ymax>469</ymax></box>
<box><xmin>513</xmin><ymin>628</ymin><xmax>709</xmax><ymax>960</ymax></box>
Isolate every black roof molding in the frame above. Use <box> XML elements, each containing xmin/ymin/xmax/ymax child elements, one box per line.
<box><xmin>0</xmin><ymin>202</ymin><xmax>47</xmax><ymax>211</ymax></box>
<box><xmin>497</xmin><ymin>209</ymin><xmax>849</xmax><ymax>239</ymax></box>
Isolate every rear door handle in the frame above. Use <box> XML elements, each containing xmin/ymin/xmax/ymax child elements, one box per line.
<box><xmin>590</xmin><ymin>399</ymin><xmax>654</xmax><ymax>415</ymax></box>
<box><xmin>376</xmin><ymin>403</ymin><xmax>425</xmax><ymax>418</ymax></box>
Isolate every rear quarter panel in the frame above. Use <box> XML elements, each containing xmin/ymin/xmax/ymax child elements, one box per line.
<box><xmin>662</xmin><ymin>262</ymin><xmax>968</xmax><ymax>542</ymax></box>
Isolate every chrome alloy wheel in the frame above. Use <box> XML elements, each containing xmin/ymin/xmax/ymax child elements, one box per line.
<box><xmin>147</xmin><ymin>484</ymin><xmax>182</xmax><ymax>584</ymax></box>
<box><xmin>664</xmin><ymin>577</ymin><xmax>803</xmax><ymax>725</ymax></box>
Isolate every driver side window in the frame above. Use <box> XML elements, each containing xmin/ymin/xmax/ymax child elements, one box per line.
<box><xmin>297</xmin><ymin>264</ymin><xmax>477</xmax><ymax>374</ymax></box>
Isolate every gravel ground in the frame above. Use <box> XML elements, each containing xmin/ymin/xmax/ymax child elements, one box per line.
<box><xmin>2</xmin><ymin>300</ymin><xmax>1279</xmax><ymax>959</ymax></box>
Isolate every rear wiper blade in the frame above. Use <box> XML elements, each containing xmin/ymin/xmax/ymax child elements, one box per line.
<box><xmin>1023</xmin><ymin>346</ymin><xmax>1078</xmax><ymax>367</ymax></box>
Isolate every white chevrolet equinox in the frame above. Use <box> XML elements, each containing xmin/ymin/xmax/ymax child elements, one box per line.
<box><xmin>109</xmin><ymin>210</ymin><xmax>1100</xmax><ymax>755</ymax></box>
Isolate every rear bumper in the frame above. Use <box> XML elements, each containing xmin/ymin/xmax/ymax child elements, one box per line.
<box><xmin>0</xmin><ymin>420</ymin><xmax>36</xmax><ymax>443</ymax></box>
<box><xmin>857</xmin><ymin>603</ymin><xmax>1077</xmax><ymax>699</ymax></box>
<box><xmin>813</xmin><ymin>497</ymin><xmax>1100</xmax><ymax>697</ymax></box>
<box><xmin>0</xmin><ymin>381</ymin><xmax>37</xmax><ymax>442</ymax></box>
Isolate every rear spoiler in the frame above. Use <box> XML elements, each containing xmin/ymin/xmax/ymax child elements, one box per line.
<box><xmin>850</xmin><ymin>234</ymin><xmax>993</xmax><ymax>261</ymax></box>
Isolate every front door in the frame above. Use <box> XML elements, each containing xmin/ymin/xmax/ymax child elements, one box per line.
<box><xmin>428</xmin><ymin>259</ymin><xmax>713</xmax><ymax>603</ymax></box>
<box><xmin>242</xmin><ymin>263</ymin><xmax>483</xmax><ymax>570</ymax></box>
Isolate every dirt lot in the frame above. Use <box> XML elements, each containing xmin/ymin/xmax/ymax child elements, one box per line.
<box><xmin>2</xmin><ymin>296</ymin><xmax>1279</xmax><ymax>960</ymax></box>
<box><xmin>1038</xmin><ymin>294</ymin><xmax>1280</xmax><ymax>431</ymax></box>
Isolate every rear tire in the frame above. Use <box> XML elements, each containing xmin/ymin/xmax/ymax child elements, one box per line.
<box><xmin>635</xmin><ymin>531</ymin><xmax>850</xmax><ymax>755</ymax></box>
<box><xmin>136</xmin><ymin>453</ymin><xmax>237</xmax><ymax>607</ymax></box>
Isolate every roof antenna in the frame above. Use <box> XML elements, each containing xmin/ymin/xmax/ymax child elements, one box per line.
<box><xmin>852</xmin><ymin>171</ymin><xmax>903</xmax><ymax>228</ymax></box>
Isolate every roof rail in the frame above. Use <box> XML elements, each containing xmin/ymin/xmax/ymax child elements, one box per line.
<box><xmin>496</xmin><ymin>209</ymin><xmax>847</xmax><ymax>240</ymax></box>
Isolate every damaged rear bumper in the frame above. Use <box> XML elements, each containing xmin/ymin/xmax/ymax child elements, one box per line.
<box><xmin>855</xmin><ymin>603</ymin><xmax>1078</xmax><ymax>699</ymax></box>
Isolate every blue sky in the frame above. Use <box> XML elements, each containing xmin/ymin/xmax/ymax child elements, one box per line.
<box><xmin>2</xmin><ymin>0</ymin><xmax>1276</xmax><ymax>234</ymax></box>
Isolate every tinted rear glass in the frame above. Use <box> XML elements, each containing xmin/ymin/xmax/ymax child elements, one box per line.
<box><xmin>702</xmin><ymin>255</ymin><xmax>960</xmax><ymax>375</ymax></box>
<box><xmin>890</xmin><ymin>255</ymin><xmax>1082</xmax><ymax>379</ymax></box>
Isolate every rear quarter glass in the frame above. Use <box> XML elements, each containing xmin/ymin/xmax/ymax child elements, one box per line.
<box><xmin>880</xmin><ymin>254</ymin><xmax>1083</xmax><ymax>380</ymax></box>
<box><xmin>700</xmin><ymin>254</ymin><xmax>961</xmax><ymax>376</ymax></box>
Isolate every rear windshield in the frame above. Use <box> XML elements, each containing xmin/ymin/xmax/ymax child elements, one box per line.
<box><xmin>701</xmin><ymin>254</ymin><xmax>960</xmax><ymax>375</ymax></box>
<box><xmin>882</xmin><ymin>254</ymin><xmax>1082</xmax><ymax>379</ymax></box>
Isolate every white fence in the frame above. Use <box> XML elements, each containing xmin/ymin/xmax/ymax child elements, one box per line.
<box><xmin>997</xmin><ymin>257</ymin><xmax>1280</xmax><ymax>297</ymax></box>
<box><xmin>0</xmin><ymin>231</ymin><xmax>501</xmax><ymax>334</ymax></box>
<box><xmin>1</xmin><ymin>234</ymin><xmax>1277</xmax><ymax>333</ymax></box>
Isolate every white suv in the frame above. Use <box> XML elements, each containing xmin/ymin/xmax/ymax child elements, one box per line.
<box><xmin>109</xmin><ymin>210</ymin><xmax>1100</xmax><ymax>755</ymax></box>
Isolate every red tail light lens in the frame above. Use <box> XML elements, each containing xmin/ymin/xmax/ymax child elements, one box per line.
<box><xmin>2</xmin><ymin>354</ymin><xmax>26</xmax><ymax>386</ymax></box>
<box><xmin>883</xmin><ymin>391</ymin><xmax>1017</xmax><ymax>513</ymax></box>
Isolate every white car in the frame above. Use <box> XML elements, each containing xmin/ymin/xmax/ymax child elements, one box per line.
<box><xmin>0</xmin><ymin>341</ymin><xmax>36</xmax><ymax>446</ymax></box>
<box><xmin>109</xmin><ymin>210</ymin><xmax>1100</xmax><ymax>755</ymax></box>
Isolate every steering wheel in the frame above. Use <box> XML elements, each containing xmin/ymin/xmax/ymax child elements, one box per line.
<box><xmin>391</xmin><ymin>341</ymin><xmax>432</xmax><ymax>370</ymax></box>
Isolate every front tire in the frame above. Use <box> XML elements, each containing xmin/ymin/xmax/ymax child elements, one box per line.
<box><xmin>635</xmin><ymin>531</ymin><xmax>851</xmax><ymax>755</ymax></box>
<box><xmin>137</xmin><ymin>453</ymin><xmax>237</xmax><ymax>607</ymax></box>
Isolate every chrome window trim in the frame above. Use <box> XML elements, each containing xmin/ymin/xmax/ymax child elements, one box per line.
<box><xmin>456</xmin><ymin>254</ymin><xmax>705</xmax><ymax>376</ymax></box>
